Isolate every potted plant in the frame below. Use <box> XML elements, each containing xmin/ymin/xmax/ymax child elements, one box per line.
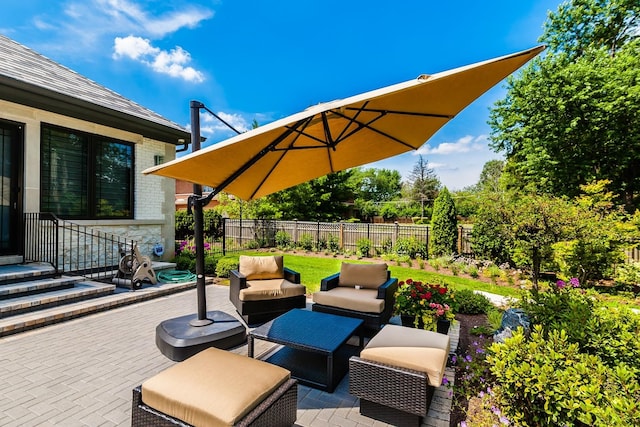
<box><xmin>393</xmin><ymin>279</ymin><xmax>455</xmax><ymax>334</ymax></box>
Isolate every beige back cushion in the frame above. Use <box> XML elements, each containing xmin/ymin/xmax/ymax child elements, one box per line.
<box><xmin>239</xmin><ymin>255</ymin><xmax>284</xmax><ymax>280</ymax></box>
<box><xmin>338</xmin><ymin>262</ymin><xmax>388</xmax><ymax>289</ymax></box>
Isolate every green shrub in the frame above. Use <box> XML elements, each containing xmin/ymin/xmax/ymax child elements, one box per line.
<box><xmin>482</xmin><ymin>264</ymin><xmax>502</xmax><ymax>281</ymax></box>
<box><xmin>204</xmin><ymin>255</ymin><xmax>218</xmax><ymax>275</ymax></box>
<box><xmin>215</xmin><ymin>257</ymin><xmax>238</xmax><ymax>278</ymax></box>
<box><xmin>394</xmin><ymin>236</ymin><xmax>427</xmax><ymax>259</ymax></box>
<box><xmin>429</xmin><ymin>258</ymin><xmax>443</xmax><ymax>271</ymax></box>
<box><xmin>173</xmin><ymin>253</ymin><xmax>195</xmax><ymax>272</ymax></box>
<box><xmin>275</xmin><ymin>231</ymin><xmax>291</xmax><ymax>248</ymax></box>
<box><xmin>455</xmin><ymin>289</ymin><xmax>492</xmax><ymax>315</ymax></box>
<box><xmin>244</xmin><ymin>239</ymin><xmax>261</xmax><ymax>249</ymax></box>
<box><xmin>356</xmin><ymin>238</ymin><xmax>372</xmax><ymax>257</ymax></box>
<box><xmin>430</xmin><ymin>187</ymin><xmax>458</xmax><ymax>257</ymax></box>
<box><xmin>519</xmin><ymin>279</ymin><xmax>595</xmax><ymax>347</ymax></box>
<box><xmin>488</xmin><ymin>326</ymin><xmax>640</xmax><ymax>427</ymax></box>
<box><xmin>462</xmin><ymin>263</ymin><xmax>480</xmax><ymax>278</ymax></box>
<box><xmin>327</xmin><ymin>234</ymin><xmax>340</xmax><ymax>252</ymax></box>
<box><xmin>584</xmin><ymin>307</ymin><xmax>640</xmax><ymax>373</ymax></box>
<box><xmin>297</xmin><ymin>233</ymin><xmax>314</xmax><ymax>251</ymax></box>
<box><xmin>614</xmin><ymin>261</ymin><xmax>640</xmax><ymax>291</ymax></box>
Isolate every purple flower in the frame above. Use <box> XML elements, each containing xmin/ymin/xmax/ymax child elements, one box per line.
<box><xmin>442</xmin><ymin>376</ymin><xmax>449</xmax><ymax>385</ymax></box>
<box><xmin>556</xmin><ymin>280</ymin><xmax>566</xmax><ymax>289</ymax></box>
<box><xmin>570</xmin><ymin>277</ymin><xmax>580</xmax><ymax>287</ymax></box>
<box><xmin>492</xmin><ymin>406</ymin><xmax>501</xmax><ymax>416</ymax></box>
<box><xmin>500</xmin><ymin>416</ymin><xmax>510</xmax><ymax>425</ymax></box>
<box><xmin>460</xmin><ymin>422</ymin><xmax>468</xmax><ymax>427</ymax></box>
<box><xmin>476</xmin><ymin>348</ymin><xmax>485</xmax><ymax>354</ymax></box>
<box><xmin>451</xmin><ymin>355</ymin><xmax>458</xmax><ymax>364</ymax></box>
<box><xmin>465</xmin><ymin>355</ymin><xmax>473</xmax><ymax>362</ymax></box>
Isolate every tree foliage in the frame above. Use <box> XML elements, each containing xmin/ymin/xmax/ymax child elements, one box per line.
<box><xmin>430</xmin><ymin>187</ymin><xmax>457</xmax><ymax>257</ymax></box>
<box><xmin>489</xmin><ymin>0</ymin><xmax>640</xmax><ymax>211</ymax></box>
<box><xmin>406</xmin><ymin>155</ymin><xmax>441</xmax><ymax>218</ymax></box>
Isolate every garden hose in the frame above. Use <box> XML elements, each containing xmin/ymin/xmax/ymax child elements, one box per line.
<box><xmin>157</xmin><ymin>269</ymin><xmax>197</xmax><ymax>284</ymax></box>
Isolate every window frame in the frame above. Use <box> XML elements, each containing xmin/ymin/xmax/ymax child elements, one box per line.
<box><xmin>40</xmin><ymin>123</ymin><xmax>135</xmax><ymax>220</ymax></box>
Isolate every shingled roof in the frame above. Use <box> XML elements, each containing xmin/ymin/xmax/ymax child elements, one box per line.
<box><xmin>0</xmin><ymin>35</ymin><xmax>190</xmax><ymax>145</ymax></box>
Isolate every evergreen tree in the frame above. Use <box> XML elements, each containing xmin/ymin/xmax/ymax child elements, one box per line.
<box><xmin>430</xmin><ymin>187</ymin><xmax>458</xmax><ymax>257</ymax></box>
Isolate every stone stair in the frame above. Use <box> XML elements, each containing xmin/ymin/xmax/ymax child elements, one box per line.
<box><xmin>0</xmin><ymin>261</ymin><xmax>194</xmax><ymax>337</ymax></box>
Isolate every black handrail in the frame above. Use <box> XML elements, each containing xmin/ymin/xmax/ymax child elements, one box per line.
<box><xmin>23</xmin><ymin>213</ymin><xmax>136</xmax><ymax>280</ymax></box>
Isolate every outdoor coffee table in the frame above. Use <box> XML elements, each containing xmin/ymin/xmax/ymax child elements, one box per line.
<box><xmin>248</xmin><ymin>308</ymin><xmax>363</xmax><ymax>393</ymax></box>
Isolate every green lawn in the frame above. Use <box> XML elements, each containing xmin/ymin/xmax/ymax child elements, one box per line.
<box><xmin>238</xmin><ymin>251</ymin><xmax>522</xmax><ymax>298</ymax></box>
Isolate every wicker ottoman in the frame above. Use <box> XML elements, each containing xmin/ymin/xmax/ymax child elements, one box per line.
<box><xmin>349</xmin><ymin>324</ymin><xmax>450</xmax><ymax>427</ymax></box>
<box><xmin>132</xmin><ymin>347</ymin><xmax>297</xmax><ymax>426</ymax></box>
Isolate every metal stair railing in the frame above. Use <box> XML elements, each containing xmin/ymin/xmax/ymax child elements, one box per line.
<box><xmin>23</xmin><ymin>212</ymin><xmax>136</xmax><ymax>280</ymax></box>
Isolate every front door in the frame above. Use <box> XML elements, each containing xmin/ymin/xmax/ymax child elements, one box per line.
<box><xmin>0</xmin><ymin>121</ymin><xmax>23</xmax><ymax>255</ymax></box>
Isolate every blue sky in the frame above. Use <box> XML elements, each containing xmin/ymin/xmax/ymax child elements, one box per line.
<box><xmin>0</xmin><ymin>0</ymin><xmax>561</xmax><ymax>190</ymax></box>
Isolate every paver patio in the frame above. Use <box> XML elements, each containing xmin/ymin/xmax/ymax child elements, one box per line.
<box><xmin>0</xmin><ymin>283</ymin><xmax>456</xmax><ymax>426</ymax></box>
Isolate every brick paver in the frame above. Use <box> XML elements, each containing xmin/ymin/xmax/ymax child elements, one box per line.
<box><xmin>0</xmin><ymin>284</ymin><xmax>456</xmax><ymax>426</ymax></box>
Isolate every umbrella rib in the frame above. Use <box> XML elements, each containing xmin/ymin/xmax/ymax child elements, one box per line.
<box><xmin>246</xmin><ymin>118</ymin><xmax>314</xmax><ymax>199</ymax></box>
<box><xmin>320</xmin><ymin>112</ymin><xmax>336</xmax><ymax>172</ymax></box>
<box><xmin>329</xmin><ymin>109</ymin><xmax>416</xmax><ymax>150</ymax></box>
<box><xmin>216</xmin><ymin>117</ymin><xmax>310</xmax><ymax>196</ymax></box>
<box><xmin>343</xmin><ymin>106</ymin><xmax>453</xmax><ymax>119</ymax></box>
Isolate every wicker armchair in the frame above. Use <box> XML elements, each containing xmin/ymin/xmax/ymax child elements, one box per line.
<box><xmin>230</xmin><ymin>255</ymin><xmax>306</xmax><ymax>325</ymax></box>
<box><xmin>312</xmin><ymin>262</ymin><xmax>397</xmax><ymax>335</ymax></box>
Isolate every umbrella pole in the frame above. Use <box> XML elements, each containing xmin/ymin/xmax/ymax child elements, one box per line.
<box><xmin>189</xmin><ymin>100</ymin><xmax>212</xmax><ymax>326</ymax></box>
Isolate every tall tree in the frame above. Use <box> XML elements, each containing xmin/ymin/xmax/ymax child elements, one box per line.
<box><xmin>489</xmin><ymin>0</ymin><xmax>640</xmax><ymax>211</ymax></box>
<box><xmin>476</xmin><ymin>159</ymin><xmax>505</xmax><ymax>193</ymax></box>
<box><xmin>430</xmin><ymin>187</ymin><xmax>458</xmax><ymax>257</ymax></box>
<box><xmin>542</xmin><ymin>0</ymin><xmax>639</xmax><ymax>59</ymax></box>
<box><xmin>406</xmin><ymin>155</ymin><xmax>441</xmax><ymax>218</ymax></box>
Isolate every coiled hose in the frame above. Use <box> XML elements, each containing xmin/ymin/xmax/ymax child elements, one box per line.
<box><xmin>157</xmin><ymin>269</ymin><xmax>197</xmax><ymax>284</ymax></box>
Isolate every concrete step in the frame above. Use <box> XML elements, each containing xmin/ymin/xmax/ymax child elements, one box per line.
<box><xmin>0</xmin><ymin>277</ymin><xmax>199</xmax><ymax>337</ymax></box>
<box><xmin>0</xmin><ymin>278</ymin><xmax>115</xmax><ymax>318</ymax></box>
<box><xmin>0</xmin><ymin>263</ymin><xmax>57</xmax><ymax>285</ymax></box>
<box><xmin>0</xmin><ymin>275</ymin><xmax>81</xmax><ymax>300</ymax></box>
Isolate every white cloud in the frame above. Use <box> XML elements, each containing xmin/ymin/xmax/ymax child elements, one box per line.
<box><xmin>113</xmin><ymin>35</ymin><xmax>204</xmax><ymax>82</ymax></box>
<box><xmin>416</xmin><ymin>134</ymin><xmax>488</xmax><ymax>155</ymax></box>
<box><xmin>98</xmin><ymin>0</ymin><xmax>213</xmax><ymax>38</ymax></box>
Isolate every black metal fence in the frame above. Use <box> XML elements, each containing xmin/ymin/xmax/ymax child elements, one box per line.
<box><xmin>212</xmin><ymin>219</ymin><xmax>473</xmax><ymax>258</ymax></box>
<box><xmin>23</xmin><ymin>213</ymin><xmax>135</xmax><ymax>279</ymax></box>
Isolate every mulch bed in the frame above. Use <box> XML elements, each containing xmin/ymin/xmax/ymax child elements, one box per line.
<box><xmin>450</xmin><ymin>313</ymin><xmax>493</xmax><ymax>427</ymax></box>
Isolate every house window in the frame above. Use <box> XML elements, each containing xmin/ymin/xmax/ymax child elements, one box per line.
<box><xmin>40</xmin><ymin>124</ymin><xmax>134</xmax><ymax>219</ymax></box>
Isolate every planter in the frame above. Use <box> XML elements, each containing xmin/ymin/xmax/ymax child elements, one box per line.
<box><xmin>436</xmin><ymin>318</ymin><xmax>450</xmax><ymax>335</ymax></box>
<box><xmin>400</xmin><ymin>314</ymin><xmax>423</xmax><ymax>329</ymax></box>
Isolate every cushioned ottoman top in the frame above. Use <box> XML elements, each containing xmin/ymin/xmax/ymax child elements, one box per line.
<box><xmin>360</xmin><ymin>324</ymin><xmax>450</xmax><ymax>386</ymax></box>
<box><xmin>141</xmin><ymin>347</ymin><xmax>290</xmax><ymax>426</ymax></box>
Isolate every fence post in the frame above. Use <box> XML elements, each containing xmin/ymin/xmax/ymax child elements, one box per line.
<box><xmin>393</xmin><ymin>221</ymin><xmax>399</xmax><ymax>248</ymax></box>
<box><xmin>425</xmin><ymin>226</ymin><xmax>430</xmax><ymax>260</ymax></box>
<box><xmin>222</xmin><ymin>218</ymin><xmax>227</xmax><ymax>256</ymax></box>
<box><xmin>458</xmin><ymin>226</ymin><xmax>463</xmax><ymax>255</ymax></box>
<box><xmin>339</xmin><ymin>223</ymin><xmax>344</xmax><ymax>250</ymax></box>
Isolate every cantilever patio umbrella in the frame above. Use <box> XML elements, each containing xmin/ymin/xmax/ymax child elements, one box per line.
<box><xmin>144</xmin><ymin>45</ymin><xmax>544</xmax><ymax>359</ymax></box>
<box><xmin>144</xmin><ymin>45</ymin><xmax>544</xmax><ymax>200</ymax></box>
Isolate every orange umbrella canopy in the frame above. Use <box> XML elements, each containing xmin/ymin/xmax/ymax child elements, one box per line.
<box><xmin>144</xmin><ymin>46</ymin><xmax>544</xmax><ymax>200</ymax></box>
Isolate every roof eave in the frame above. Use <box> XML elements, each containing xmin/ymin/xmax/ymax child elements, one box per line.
<box><xmin>0</xmin><ymin>78</ymin><xmax>191</xmax><ymax>145</ymax></box>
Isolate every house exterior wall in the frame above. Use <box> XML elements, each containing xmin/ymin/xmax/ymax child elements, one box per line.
<box><xmin>0</xmin><ymin>99</ymin><xmax>177</xmax><ymax>260</ymax></box>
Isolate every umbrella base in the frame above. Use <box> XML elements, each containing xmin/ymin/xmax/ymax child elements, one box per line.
<box><xmin>155</xmin><ymin>311</ymin><xmax>247</xmax><ymax>361</ymax></box>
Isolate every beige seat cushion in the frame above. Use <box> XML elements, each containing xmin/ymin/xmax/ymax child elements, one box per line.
<box><xmin>360</xmin><ymin>324</ymin><xmax>450</xmax><ymax>386</ymax></box>
<box><xmin>239</xmin><ymin>279</ymin><xmax>306</xmax><ymax>301</ymax></box>
<box><xmin>338</xmin><ymin>262</ymin><xmax>388</xmax><ymax>289</ymax></box>
<box><xmin>312</xmin><ymin>287</ymin><xmax>384</xmax><ymax>313</ymax></box>
<box><xmin>141</xmin><ymin>347</ymin><xmax>290</xmax><ymax>427</ymax></box>
<box><xmin>239</xmin><ymin>255</ymin><xmax>284</xmax><ymax>280</ymax></box>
